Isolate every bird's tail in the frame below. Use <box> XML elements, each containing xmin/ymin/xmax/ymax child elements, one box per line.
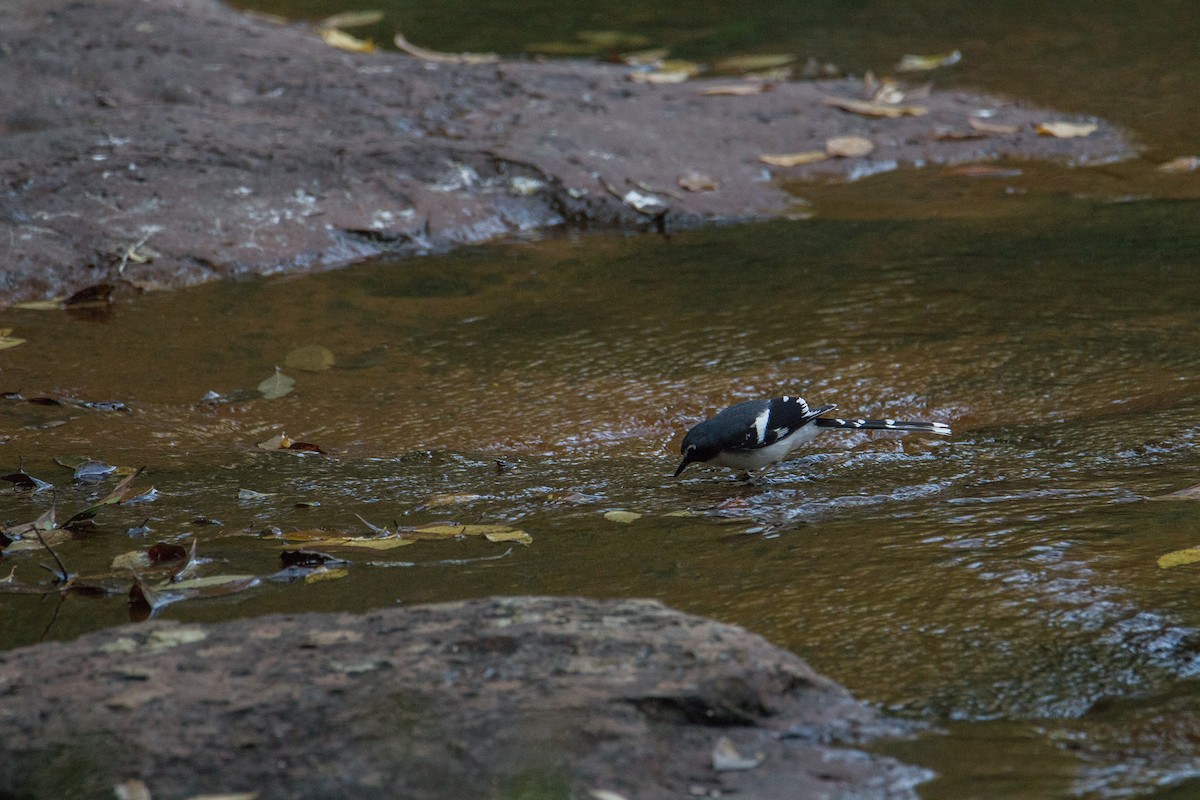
<box><xmin>815</xmin><ymin>416</ymin><xmax>951</xmax><ymax>436</ymax></box>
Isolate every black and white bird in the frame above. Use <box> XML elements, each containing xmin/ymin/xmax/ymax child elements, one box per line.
<box><xmin>674</xmin><ymin>395</ymin><xmax>951</xmax><ymax>478</ymax></box>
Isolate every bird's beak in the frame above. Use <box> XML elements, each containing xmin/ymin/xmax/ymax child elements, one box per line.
<box><xmin>673</xmin><ymin>455</ymin><xmax>693</xmax><ymax>478</ymax></box>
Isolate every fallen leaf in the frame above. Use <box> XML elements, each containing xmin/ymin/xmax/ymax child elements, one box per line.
<box><xmin>280</xmin><ymin>550</ymin><xmax>348</xmax><ymax>568</ymax></box>
<box><xmin>823</xmin><ymin>96</ymin><xmax>927</xmax><ymax>118</ymax></box>
<box><xmin>64</xmin><ymin>283</ymin><xmax>114</xmax><ymax>307</ymax></box>
<box><xmin>896</xmin><ymin>49</ymin><xmax>962</xmax><ymax>72</ymax></box>
<box><xmin>759</xmin><ymin>151</ymin><xmax>828</xmax><ymax>167</ymax></box>
<box><xmin>318</xmin><ymin>27</ymin><xmax>374</xmax><ymax>53</ymax></box>
<box><xmin>1156</xmin><ymin>156</ymin><xmax>1200</xmax><ymax>174</ymax></box>
<box><xmin>114</xmin><ymin>778</ymin><xmax>153</xmax><ymax>800</ymax></box>
<box><xmin>943</xmin><ymin>164</ymin><xmax>1024</xmax><ymax>178</ymax></box>
<box><xmin>1035</xmin><ymin>121</ymin><xmax>1098</xmax><ymax>138</ymax></box>
<box><xmin>299</xmin><ymin>535</ymin><xmax>416</xmax><ymax>550</ymax></box>
<box><xmin>0</xmin><ymin>468</ymin><xmax>52</xmax><ymax>491</ymax></box>
<box><xmin>713</xmin><ymin>54</ymin><xmax>794</xmax><ymax>73</ymax></box>
<box><xmin>577</xmin><ymin>30</ymin><xmax>651</xmax><ymax>48</ymax></box>
<box><xmin>628</xmin><ymin>60</ymin><xmax>701</xmax><ymax>84</ymax></box>
<box><xmin>0</xmin><ymin>331</ymin><xmax>25</xmax><ymax>350</ymax></box>
<box><xmin>317</xmin><ymin>10</ymin><xmax>384</xmax><ymax>29</ymax></box>
<box><xmin>411</xmin><ymin>523</ymin><xmax>526</xmax><ymax>539</ymax></box>
<box><xmin>1158</xmin><ymin>547</ymin><xmax>1200</xmax><ymax>569</ymax></box>
<box><xmin>1149</xmin><ymin>483</ymin><xmax>1200</xmax><ymax>501</ymax></box>
<box><xmin>238</xmin><ymin>488</ymin><xmax>276</xmax><ymax>501</ymax></box>
<box><xmin>711</xmin><ymin>736</ymin><xmax>764</xmax><ymax>771</ymax></box>
<box><xmin>285</xmin><ymin>344</ymin><xmax>335</xmax><ymax>372</ymax></box>
<box><xmin>257</xmin><ymin>369</ymin><xmax>295</xmax><ymax>400</ymax></box>
<box><xmin>677</xmin><ymin>171</ymin><xmax>719</xmax><ymax>192</ymax></box>
<box><xmin>258</xmin><ymin>433</ymin><xmax>292</xmax><ymax>450</ymax></box>
<box><xmin>701</xmin><ymin>83</ymin><xmax>772</xmax><ymax>96</ymax></box>
<box><xmin>826</xmin><ymin>135</ymin><xmax>875</xmax><ymax>157</ymax></box>
<box><xmin>74</xmin><ymin>460</ymin><xmax>116</xmax><ymax>483</ymax></box>
<box><xmin>167</xmin><ymin>574</ymin><xmax>260</xmax><ymax>595</ymax></box>
<box><xmin>603</xmin><ymin>510</ymin><xmax>642</xmax><ymax>524</ymax></box>
<box><xmin>618</xmin><ymin>47</ymin><xmax>670</xmax><ymax>67</ymax></box>
<box><xmin>484</xmin><ymin>529</ymin><xmax>533</xmax><ymax>545</ymax></box>
<box><xmin>421</xmin><ymin>492</ymin><xmax>485</xmax><ymax>508</ymax></box>
<box><xmin>589</xmin><ymin>791</ymin><xmax>630</xmax><ymax>800</ymax></box>
<box><xmin>304</xmin><ymin>567</ymin><xmax>350</xmax><ymax>583</ymax></box>
<box><xmin>10</xmin><ymin>298</ymin><xmax>65</xmax><ymax>311</ymax></box>
<box><xmin>968</xmin><ymin>117</ymin><xmax>1020</xmax><ymax>135</ymax></box>
<box><xmin>394</xmin><ymin>31</ymin><xmax>498</xmax><ymax>64</ymax></box>
<box><xmin>621</xmin><ymin>189</ymin><xmax>667</xmax><ymax>213</ymax></box>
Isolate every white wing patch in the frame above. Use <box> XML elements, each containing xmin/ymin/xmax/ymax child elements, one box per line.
<box><xmin>752</xmin><ymin>407</ymin><xmax>770</xmax><ymax>445</ymax></box>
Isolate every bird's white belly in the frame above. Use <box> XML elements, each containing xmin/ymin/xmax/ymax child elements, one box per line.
<box><xmin>705</xmin><ymin>422</ymin><xmax>823</xmax><ymax>470</ymax></box>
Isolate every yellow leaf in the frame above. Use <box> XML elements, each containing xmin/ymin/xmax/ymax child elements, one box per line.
<box><xmin>825</xmin><ymin>135</ymin><xmax>875</xmax><ymax>157</ymax></box>
<box><xmin>1035</xmin><ymin>121</ymin><xmax>1098</xmax><ymax>138</ymax></box>
<box><xmin>701</xmin><ymin>83</ymin><xmax>772</xmax><ymax>96</ymax></box>
<box><xmin>394</xmin><ymin>31</ymin><xmax>498</xmax><ymax>64</ymax></box>
<box><xmin>628</xmin><ymin>60</ymin><xmax>701</xmax><ymax>84</ymax></box>
<box><xmin>304</xmin><ymin>567</ymin><xmax>350</xmax><ymax>583</ymax></box>
<box><xmin>713</xmin><ymin>54</ymin><xmax>794</xmax><ymax>73</ymax></box>
<box><xmin>968</xmin><ymin>117</ymin><xmax>1020</xmax><ymax>135</ymax></box>
<box><xmin>484</xmin><ymin>530</ymin><xmax>532</xmax><ymax>545</ymax></box>
<box><xmin>895</xmin><ymin>50</ymin><xmax>962</xmax><ymax>72</ymax></box>
<box><xmin>285</xmin><ymin>344</ymin><xmax>335</xmax><ymax>372</ymax></box>
<box><xmin>302</xmin><ymin>536</ymin><xmax>415</xmax><ymax>550</ymax></box>
<box><xmin>257</xmin><ymin>433</ymin><xmax>293</xmax><ymax>450</ymax></box>
<box><xmin>10</xmin><ymin>298</ymin><xmax>64</xmax><ymax>310</ymax></box>
<box><xmin>823</xmin><ymin>96</ymin><xmax>927</xmax><ymax>118</ymax></box>
<box><xmin>412</xmin><ymin>523</ymin><xmax>521</xmax><ymax>537</ymax></box>
<box><xmin>319</xmin><ymin>27</ymin><xmax>375</xmax><ymax>53</ymax></box>
<box><xmin>1158</xmin><ymin>547</ymin><xmax>1200</xmax><ymax>569</ymax></box>
<box><xmin>759</xmin><ymin>151</ymin><xmax>828</xmax><ymax>167</ymax></box>
<box><xmin>422</xmin><ymin>492</ymin><xmax>484</xmax><ymax>507</ymax></box>
<box><xmin>603</xmin><ymin>510</ymin><xmax>642</xmax><ymax>524</ymax></box>
<box><xmin>317</xmin><ymin>10</ymin><xmax>384</xmax><ymax>30</ymax></box>
<box><xmin>0</xmin><ymin>335</ymin><xmax>25</xmax><ymax>350</ymax></box>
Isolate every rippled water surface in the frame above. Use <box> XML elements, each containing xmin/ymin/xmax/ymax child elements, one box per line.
<box><xmin>4</xmin><ymin>185</ymin><xmax>1200</xmax><ymax>796</ymax></box>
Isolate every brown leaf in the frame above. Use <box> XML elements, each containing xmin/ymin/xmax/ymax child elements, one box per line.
<box><xmin>1035</xmin><ymin>121</ymin><xmax>1098</xmax><ymax>138</ymax></box>
<box><xmin>64</xmin><ymin>283</ymin><xmax>114</xmax><ymax>307</ymax></box>
<box><xmin>825</xmin><ymin>135</ymin><xmax>875</xmax><ymax>157</ymax></box>
<box><xmin>968</xmin><ymin>117</ymin><xmax>1020</xmax><ymax>135</ymax></box>
<box><xmin>758</xmin><ymin>151</ymin><xmax>828</xmax><ymax>167</ymax></box>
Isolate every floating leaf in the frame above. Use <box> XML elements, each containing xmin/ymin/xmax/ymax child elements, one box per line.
<box><xmin>305</xmin><ymin>567</ymin><xmax>350</xmax><ymax>583</ymax></box>
<box><xmin>944</xmin><ymin>164</ymin><xmax>1024</xmax><ymax>178</ymax></box>
<box><xmin>281</xmin><ymin>550</ymin><xmax>348</xmax><ymax>568</ymax></box>
<box><xmin>1150</xmin><ymin>483</ymin><xmax>1200</xmax><ymax>501</ymax></box>
<box><xmin>10</xmin><ymin>298</ymin><xmax>65</xmax><ymax>311</ymax></box>
<box><xmin>1157</xmin><ymin>156</ymin><xmax>1200</xmax><ymax>174</ymax></box>
<box><xmin>167</xmin><ymin>574</ymin><xmax>260</xmax><ymax>595</ymax></box>
<box><xmin>411</xmin><ymin>523</ymin><xmax>526</xmax><ymax>539</ymax></box>
<box><xmin>258</xmin><ymin>433</ymin><xmax>292</xmax><ymax>451</ymax></box>
<box><xmin>0</xmin><ymin>330</ymin><xmax>25</xmax><ymax>350</ymax></box>
<box><xmin>64</xmin><ymin>466</ymin><xmax>146</xmax><ymax>526</ymax></box>
<box><xmin>73</xmin><ymin>460</ymin><xmax>116</xmax><ymax>483</ymax></box>
<box><xmin>712</xmin><ymin>736</ymin><xmax>764</xmax><ymax>771</ymax></box>
<box><xmin>1158</xmin><ymin>547</ymin><xmax>1200</xmax><ymax>569</ymax></box>
<box><xmin>484</xmin><ymin>529</ymin><xmax>533</xmax><ymax>545</ymax></box>
<box><xmin>317</xmin><ymin>10</ymin><xmax>384</xmax><ymax>29</ymax></box>
<box><xmin>238</xmin><ymin>488</ymin><xmax>276</xmax><ymax>501</ymax></box>
<box><xmin>823</xmin><ymin>96</ymin><xmax>927</xmax><ymax>118</ymax></box>
<box><xmin>1</xmin><ymin>469</ymin><xmax>52</xmax><ymax>491</ymax></box>
<box><xmin>896</xmin><ymin>49</ymin><xmax>962</xmax><ymax>72</ymax></box>
<box><xmin>319</xmin><ymin>27</ymin><xmax>374</xmax><ymax>53</ymax></box>
<box><xmin>421</xmin><ymin>492</ymin><xmax>485</xmax><ymax>508</ymax></box>
<box><xmin>257</xmin><ymin>369</ymin><xmax>295</xmax><ymax>400</ymax></box>
<box><xmin>296</xmin><ymin>534</ymin><xmax>415</xmax><ymax>550</ymax></box>
<box><xmin>285</xmin><ymin>344</ymin><xmax>335</xmax><ymax>372</ymax></box>
<box><xmin>603</xmin><ymin>510</ymin><xmax>642</xmax><ymax>524</ymax></box>
<box><xmin>826</xmin><ymin>135</ymin><xmax>875</xmax><ymax>157</ymax></box>
<box><xmin>628</xmin><ymin>61</ymin><xmax>700</xmax><ymax>84</ymax></box>
<box><xmin>619</xmin><ymin>48</ymin><xmax>670</xmax><ymax>67</ymax></box>
<box><xmin>759</xmin><ymin>151</ymin><xmax>828</xmax><ymax>167</ymax></box>
<box><xmin>1035</xmin><ymin>121</ymin><xmax>1098</xmax><ymax>138</ymax></box>
<box><xmin>589</xmin><ymin>791</ymin><xmax>631</xmax><ymax>800</ymax></box>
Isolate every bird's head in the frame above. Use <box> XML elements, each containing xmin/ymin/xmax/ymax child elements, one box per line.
<box><xmin>673</xmin><ymin>424</ymin><xmax>718</xmax><ymax>477</ymax></box>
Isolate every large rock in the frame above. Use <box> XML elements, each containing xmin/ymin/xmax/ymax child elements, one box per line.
<box><xmin>0</xmin><ymin>597</ymin><xmax>929</xmax><ymax>799</ymax></box>
<box><xmin>0</xmin><ymin>0</ymin><xmax>1131</xmax><ymax>303</ymax></box>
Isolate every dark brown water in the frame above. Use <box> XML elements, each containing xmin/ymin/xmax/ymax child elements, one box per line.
<box><xmin>8</xmin><ymin>1</ymin><xmax>1200</xmax><ymax>796</ymax></box>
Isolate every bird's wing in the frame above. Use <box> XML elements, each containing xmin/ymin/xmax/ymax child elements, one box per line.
<box><xmin>728</xmin><ymin>396</ymin><xmax>835</xmax><ymax>451</ymax></box>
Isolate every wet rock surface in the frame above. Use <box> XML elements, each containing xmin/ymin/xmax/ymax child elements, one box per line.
<box><xmin>0</xmin><ymin>0</ymin><xmax>1132</xmax><ymax>303</ymax></box>
<box><xmin>0</xmin><ymin>596</ymin><xmax>929</xmax><ymax>799</ymax></box>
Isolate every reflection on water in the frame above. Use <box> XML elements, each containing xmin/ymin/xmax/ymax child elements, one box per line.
<box><xmin>3</xmin><ymin>180</ymin><xmax>1200</xmax><ymax>797</ymax></box>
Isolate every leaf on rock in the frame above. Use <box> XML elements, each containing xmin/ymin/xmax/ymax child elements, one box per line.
<box><xmin>318</xmin><ymin>27</ymin><xmax>374</xmax><ymax>53</ymax></box>
<box><xmin>628</xmin><ymin>60</ymin><xmax>701</xmax><ymax>84</ymax></box>
<box><xmin>393</xmin><ymin>31</ymin><xmax>498</xmax><ymax>64</ymax></box>
<box><xmin>968</xmin><ymin>117</ymin><xmax>1020</xmax><ymax>135</ymax></box>
<box><xmin>1035</xmin><ymin>121</ymin><xmax>1098</xmax><ymax>138</ymax></box>
<box><xmin>677</xmin><ymin>171</ymin><xmax>719</xmax><ymax>192</ymax></box>
<box><xmin>701</xmin><ymin>83</ymin><xmax>772</xmax><ymax>96</ymax></box>
<box><xmin>895</xmin><ymin>49</ymin><xmax>962</xmax><ymax>72</ymax></box>
<box><xmin>759</xmin><ymin>151</ymin><xmax>828</xmax><ymax>167</ymax></box>
<box><xmin>712</xmin><ymin>54</ymin><xmax>794</xmax><ymax>73</ymax></box>
<box><xmin>257</xmin><ymin>369</ymin><xmax>295</xmax><ymax>400</ymax></box>
<box><xmin>823</xmin><ymin>96</ymin><xmax>927</xmax><ymax>118</ymax></box>
<box><xmin>64</xmin><ymin>283</ymin><xmax>114</xmax><ymax>307</ymax></box>
<box><xmin>317</xmin><ymin>10</ymin><xmax>384</xmax><ymax>29</ymax></box>
<box><xmin>1158</xmin><ymin>547</ymin><xmax>1200</xmax><ymax>569</ymax></box>
<box><xmin>826</xmin><ymin>135</ymin><xmax>875</xmax><ymax>158</ymax></box>
<box><xmin>712</xmin><ymin>736</ymin><xmax>764</xmax><ymax>771</ymax></box>
<box><xmin>285</xmin><ymin>344</ymin><xmax>335</xmax><ymax>372</ymax></box>
<box><xmin>603</xmin><ymin>510</ymin><xmax>642</xmax><ymax>524</ymax></box>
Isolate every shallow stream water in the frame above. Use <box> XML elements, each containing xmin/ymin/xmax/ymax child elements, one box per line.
<box><xmin>7</xmin><ymin>1</ymin><xmax>1200</xmax><ymax>797</ymax></box>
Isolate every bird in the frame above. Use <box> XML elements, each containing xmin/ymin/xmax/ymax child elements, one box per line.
<box><xmin>674</xmin><ymin>395</ymin><xmax>951</xmax><ymax>478</ymax></box>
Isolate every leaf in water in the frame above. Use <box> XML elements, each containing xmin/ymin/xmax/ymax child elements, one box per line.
<box><xmin>112</xmin><ymin>549</ymin><xmax>153</xmax><ymax>572</ymax></box>
<box><xmin>484</xmin><ymin>530</ymin><xmax>532</xmax><ymax>545</ymax></box>
<box><xmin>0</xmin><ymin>329</ymin><xmax>25</xmax><ymax>350</ymax></box>
<box><xmin>944</xmin><ymin>164</ymin><xmax>1024</xmax><ymax>178</ymax></box>
<box><xmin>257</xmin><ymin>369</ymin><xmax>295</xmax><ymax>400</ymax></box>
<box><xmin>603</xmin><ymin>510</ymin><xmax>642</xmax><ymax>524</ymax></box>
<box><xmin>317</xmin><ymin>9</ymin><xmax>384</xmax><ymax>29</ymax></box>
<box><xmin>822</xmin><ymin>95</ymin><xmax>927</xmax><ymax>118</ymax></box>
<box><xmin>281</xmin><ymin>550</ymin><xmax>348</xmax><ymax>568</ymax></box>
<box><xmin>0</xmin><ymin>469</ymin><xmax>52</xmax><ymax>491</ymax></box>
<box><xmin>411</xmin><ymin>523</ymin><xmax>524</xmax><ymax>538</ymax></box>
<box><xmin>1158</xmin><ymin>547</ymin><xmax>1200</xmax><ymax>569</ymax></box>
<box><xmin>74</xmin><ymin>460</ymin><xmax>116</xmax><ymax>483</ymax></box>
<box><xmin>1035</xmin><ymin>121</ymin><xmax>1098</xmax><ymax>138</ymax></box>
<box><xmin>628</xmin><ymin>61</ymin><xmax>701</xmax><ymax>84</ymax></box>
<box><xmin>825</xmin><ymin>135</ymin><xmax>875</xmax><ymax>157</ymax></box>
<box><xmin>65</xmin><ymin>466</ymin><xmax>147</xmax><ymax>526</ymax></box>
<box><xmin>11</xmin><ymin>298</ymin><xmax>65</xmax><ymax>311</ymax></box>
<box><xmin>577</xmin><ymin>30</ymin><xmax>651</xmax><ymax>48</ymax></box>
<box><xmin>318</xmin><ymin>27</ymin><xmax>375</xmax><ymax>53</ymax></box>
<box><xmin>758</xmin><ymin>151</ymin><xmax>828</xmax><ymax>167</ymax></box>
<box><xmin>1156</xmin><ymin>156</ymin><xmax>1200</xmax><ymax>174</ymax></box>
<box><xmin>618</xmin><ymin>47</ymin><xmax>670</xmax><ymax>67</ymax></box>
<box><xmin>285</xmin><ymin>344</ymin><xmax>335</xmax><ymax>372</ymax></box>
<box><xmin>677</xmin><ymin>171</ymin><xmax>719</xmax><ymax>192</ymax></box>
<box><xmin>239</xmin><ymin>488</ymin><xmax>276</xmax><ymax>501</ymax></box>
<box><xmin>258</xmin><ymin>432</ymin><xmax>292</xmax><ymax>451</ymax></box>
<box><xmin>1149</xmin><ymin>483</ymin><xmax>1200</xmax><ymax>501</ymax></box>
<box><xmin>64</xmin><ymin>283</ymin><xmax>114</xmax><ymax>307</ymax></box>
<box><xmin>712</xmin><ymin>54</ymin><xmax>794</xmax><ymax>73</ymax></box>
<box><xmin>167</xmin><ymin>574</ymin><xmax>260</xmax><ymax>595</ymax></box>
<box><xmin>895</xmin><ymin>49</ymin><xmax>962</xmax><ymax>72</ymax></box>
<box><xmin>421</xmin><ymin>492</ymin><xmax>485</xmax><ymax>508</ymax></box>
<box><xmin>304</xmin><ymin>567</ymin><xmax>350</xmax><ymax>583</ymax></box>
<box><xmin>711</xmin><ymin>736</ymin><xmax>764</xmax><ymax>771</ymax></box>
